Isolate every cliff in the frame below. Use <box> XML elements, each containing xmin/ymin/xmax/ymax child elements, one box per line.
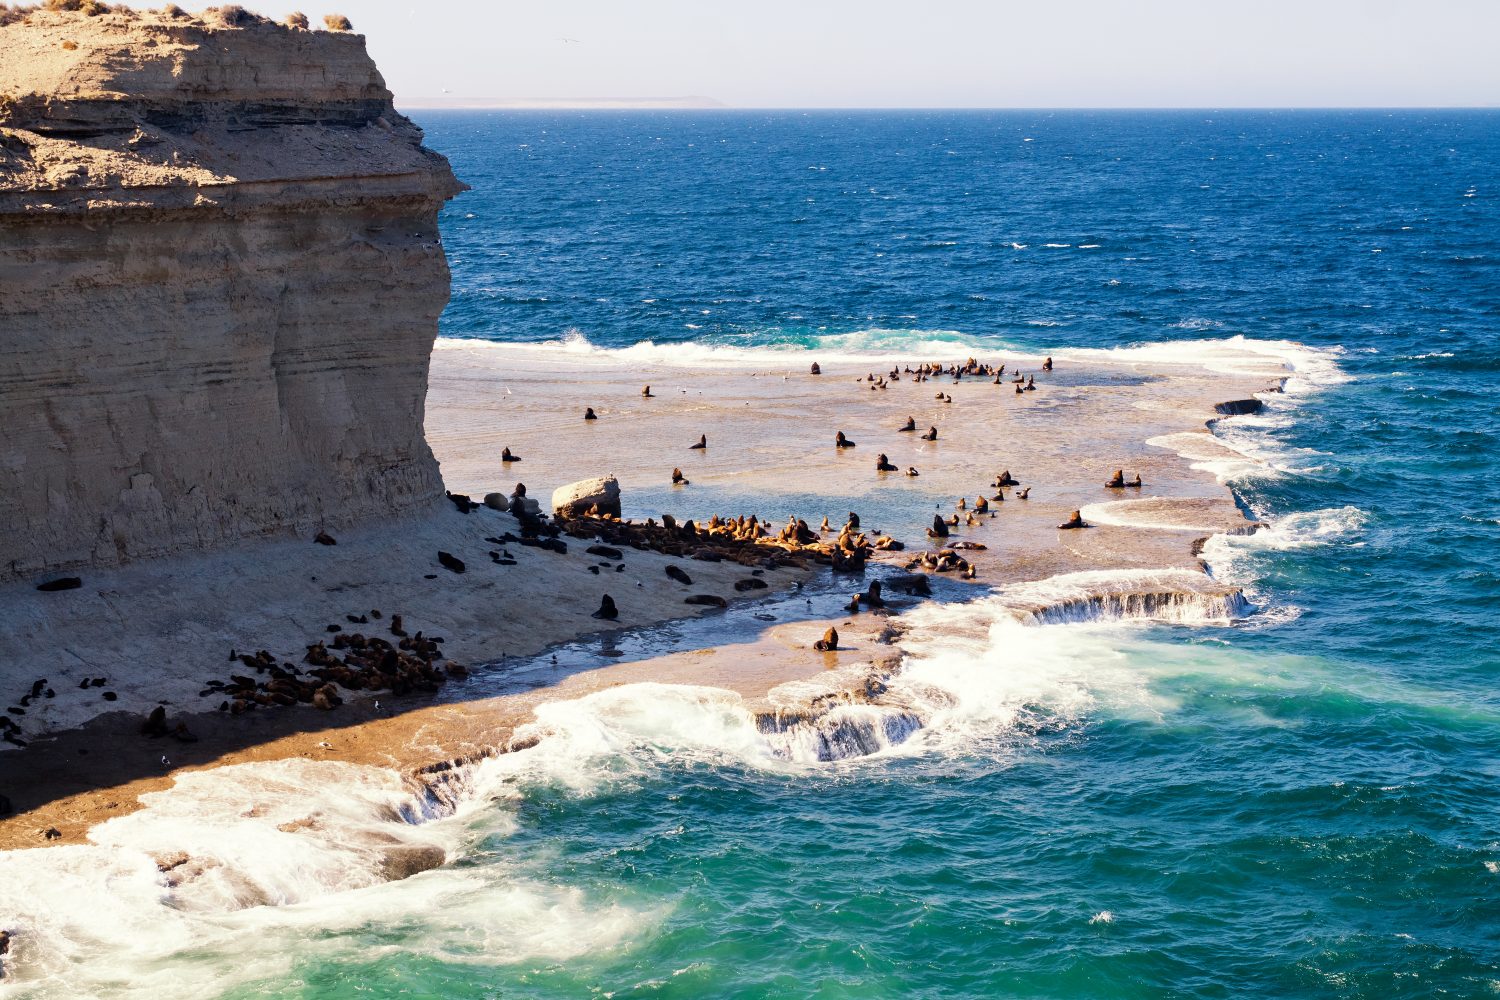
<box><xmin>0</xmin><ymin>6</ymin><xmax>464</xmax><ymax>579</ymax></box>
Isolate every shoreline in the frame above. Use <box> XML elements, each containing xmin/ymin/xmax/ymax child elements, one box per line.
<box><xmin>0</xmin><ymin>342</ymin><xmax>1287</xmax><ymax>850</ymax></box>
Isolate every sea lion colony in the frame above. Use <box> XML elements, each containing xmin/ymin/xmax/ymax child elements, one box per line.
<box><xmin>40</xmin><ymin>355</ymin><xmax>1146</xmax><ymax>744</ymax></box>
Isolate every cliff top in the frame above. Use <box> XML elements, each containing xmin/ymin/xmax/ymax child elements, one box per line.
<box><xmin>0</xmin><ymin>5</ymin><xmax>461</xmax><ymax>207</ymax></box>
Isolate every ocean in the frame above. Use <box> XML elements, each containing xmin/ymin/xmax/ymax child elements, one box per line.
<box><xmin>6</xmin><ymin>110</ymin><xmax>1499</xmax><ymax>997</ymax></box>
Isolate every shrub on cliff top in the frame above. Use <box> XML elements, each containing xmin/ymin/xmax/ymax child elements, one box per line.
<box><xmin>322</xmin><ymin>12</ymin><xmax>351</xmax><ymax>30</ymax></box>
<box><xmin>159</xmin><ymin>2</ymin><xmax>186</xmax><ymax>17</ymax></box>
<box><xmin>42</xmin><ymin>0</ymin><xmax>111</xmax><ymax>14</ymax></box>
<box><xmin>284</xmin><ymin>10</ymin><xmax>307</xmax><ymax>29</ymax></box>
<box><xmin>212</xmin><ymin>4</ymin><xmax>255</xmax><ymax>26</ymax></box>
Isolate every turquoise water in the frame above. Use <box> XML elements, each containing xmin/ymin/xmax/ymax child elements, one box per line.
<box><xmin>5</xmin><ymin>111</ymin><xmax>1499</xmax><ymax>998</ymax></box>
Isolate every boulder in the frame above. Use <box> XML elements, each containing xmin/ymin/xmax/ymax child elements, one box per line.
<box><xmin>483</xmin><ymin>492</ymin><xmax>509</xmax><ymax>512</ymax></box>
<box><xmin>552</xmin><ymin>475</ymin><xmax>621</xmax><ymax>520</ymax></box>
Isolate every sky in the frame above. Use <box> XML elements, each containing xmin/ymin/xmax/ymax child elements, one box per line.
<box><xmin>229</xmin><ymin>1</ymin><xmax>1499</xmax><ymax>108</ymax></box>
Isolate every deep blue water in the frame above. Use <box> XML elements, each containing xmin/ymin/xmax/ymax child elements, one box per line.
<box><xmin>8</xmin><ymin>111</ymin><xmax>1497</xmax><ymax>1000</ymax></box>
<box><xmin>416</xmin><ymin>110</ymin><xmax>1500</xmax><ymax>997</ymax></box>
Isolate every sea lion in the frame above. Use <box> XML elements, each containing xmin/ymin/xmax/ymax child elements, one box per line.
<box><xmin>920</xmin><ymin>426</ymin><xmax>938</xmax><ymax>441</ymax></box>
<box><xmin>1127</xmin><ymin>473</ymin><xmax>1143</xmax><ymax>487</ymax></box>
<box><xmin>437</xmin><ymin>551</ymin><xmax>466</xmax><ymax>574</ymax></box>
<box><xmin>1043</xmin><ymin>356</ymin><xmax>1053</xmax><ymax>371</ymax></box>
<box><xmin>844</xmin><ymin>594</ymin><xmax>861</xmax><ymax>614</ymax></box>
<box><xmin>835</xmin><ymin>431</ymin><xmax>856</xmax><ymax>448</ymax></box>
<box><xmin>140</xmin><ymin>705</ymin><xmax>168</xmax><ymax>738</ymax></box>
<box><xmin>690</xmin><ymin>434</ymin><xmax>707</xmax><ymax>449</ymax></box>
<box><xmin>35</xmin><ymin>576</ymin><xmax>81</xmax><ymax>592</ymax></box>
<box><xmin>927</xmin><ymin>514</ymin><xmax>949</xmax><ymax>539</ymax></box>
<box><xmin>313</xmin><ymin>531</ymin><xmax>337</xmax><ymax>546</ymax></box>
<box><xmin>956</xmin><ymin>498</ymin><xmax>967</xmax><ymax>510</ymax></box>
<box><xmin>1105</xmin><ymin>469</ymin><xmax>1125</xmax><ymax>488</ymax></box>
<box><xmin>1016</xmin><ymin>488</ymin><xmax>1031</xmax><ymax>499</ymax></box>
<box><xmin>1025</xmin><ymin>375</ymin><xmax>1036</xmax><ymax>391</ymax></box>
<box><xmin>991</xmin><ymin>490</ymin><xmax>1005</xmax><ymax>502</ymax></box>
<box><xmin>502</xmin><ymin>447</ymin><xmax>519</xmax><ymax>462</ymax></box>
<box><xmin>996</xmin><ymin>470</ymin><xmax>1019</xmax><ymax>486</ymax></box>
<box><xmin>592</xmin><ymin>594</ymin><xmax>620</xmax><ymax>620</ymax></box>
<box><xmin>974</xmin><ymin>496</ymin><xmax>989</xmax><ymax>512</ymax></box>
<box><xmin>584</xmin><ymin>407</ymin><xmax>598</xmax><ymax>420</ymax></box>
<box><xmin>1059</xmin><ymin>509</ymin><xmax>1089</xmax><ymax>529</ymax></box>
<box><xmin>820</xmin><ymin>516</ymin><xmax>832</xmax><ymax>532</ymax></box>
<box><xmin>665</xmin><ymin>565</ymin><xmax>692</xmax><ymax>585</ymax></box>
<box><xmin>642</xmin><ymin>385</ymin><xmax>653</xmax><ymax>396</ymax></box>
<box><xmin>672</xmin><ymin>467</ymin><xmax>689</xmax><ymax>485</ymax></box>
<box><xmin>847</xmin><ymin>511</ymin><xmax>861</xmax><ymax>530</ymax></box>
<box><xmin>861</xmin><ymin>580</ymin><xmax>885</xmax><ymax>607</ymax></box>
<box><xmin>899</xmin><ymin>416</ymin><xmax>917</xmax><ymax>432</ymax></box>
<box><xmin>876</xmin><ymin>453</ymin><xmax>898</xmax><ymax>471</ymax></box>
<box><xmin>906</xmin><ymin>467</ymin><xmax>920</xmax><ymax>477</ymax></box>
<box><xmin>813</xmin><ymin>627</ymin><xmax>839</xmax><ymax>651</ymax></box>
<box><xmin>810</xmin><ymin>362</ymin><xmax>822</xmax><ymax>375</ymax></box>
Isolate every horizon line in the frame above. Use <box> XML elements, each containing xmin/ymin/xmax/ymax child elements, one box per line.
<box><xmin>398</xmin><ymin>103</ymin><xmax>1500</xmax><ymax>112</ymax></box>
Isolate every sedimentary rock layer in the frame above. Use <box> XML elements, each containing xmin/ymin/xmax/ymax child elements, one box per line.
<box><xmin>0</xmin><ymin>8</ymin><xmax>463</xmax><ymax>579</ymax></box>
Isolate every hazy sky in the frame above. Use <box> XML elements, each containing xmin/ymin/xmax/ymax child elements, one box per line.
<box><xmin>241</xmin><ymin>1</ymin><xmax>1497</xmax><ymax>108</ymax></box>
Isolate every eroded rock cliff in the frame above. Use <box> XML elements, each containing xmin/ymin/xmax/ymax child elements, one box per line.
<box><xmin>0</xmin><ymin>7</ymin><xmax>464</xmax><ymax>579</ymax></box>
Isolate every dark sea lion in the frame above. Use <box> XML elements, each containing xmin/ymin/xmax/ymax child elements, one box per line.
<box><xmin>140</xmin><ymin>705</ymin><xmax>168</xmax><ymax>737</ymax></box>
<box><xmin>861</xmin><ymin>580</ymin><xmax>885</xmax><ymax>607</ymax></box>
<box><xmin>1016</xmin><ymin>487</ymin><xmax>1031</xmax><ymax>499</ymax></box>
<box><xmin>35</xmin><ymin>576</ymin><xmax>82</xmax><ymax>592</ymax></box>
<box><xmin>1043</xmin><ymin>356</ymin><xmax>1053</xmax><ymax>370</ymax></box>
<box><xmin>672</xmin><ymin>467</ymin><xmax>689</xmax><ymax>485</ymax></box>
<box><xmin>813</xmin><ymin>627</ymin><xmax>839</xmax><ymax>651</ymax></box>
<box><xmin>836</xmin><ymin>431</ymin><xmax>856</xmax><ymax>448</ymax></box>
<box><xmin>690</xmin><ymin>434</ymin><xmax>707</xmax><ymax>449</ymax></box>
<box><xmin>928</xmin><ymin>514</ymin><xmax>949</xmax><ymax>538</ymax></box>
<box><xmin>844</xmin><ymin>594</ymin><xmax>861</xmax><ymax>614</ymax></box>
<box><xmin>502</xmin><ymin>447</ymin><xmax>519</xmax><ymax>462</ymax></box>
<box><xmin>847</xmin><ymin>511</ymin><xmax>861</xmax><ymax>530</ymax></box>
<box><xmin>584</xmin><ymin>407</ymin><xmax>598</xmax><ymax>420</ymax></box>
<box><xmin>437</xmin><ymin>551</ymin><xmax>466</xmax><ymax>574</ymax></box>
<box><xmin>996</xmin><ymin>470</ymin><xmax>1019</xmax><ymax>486</ymax></box>
<box><xmin>810</xmin><ymin>362</ymin><xmax>822</xmax><ymax>375</ymax></box>
<box><xmin>665</xmin><ymin>565</ymin><xmax>692</xmax><ymax>585</ymax></box>
<box><xmin>1105</xmin><ymin>469</ymin><xmax>1125</xmax><ymax>488</ymax></box>
<box><xmin>1015</xmin><ymin>384</ymin><xmax>1023</xmax><ymax>394</ymax></box>
<box><xmin>313</xmin><ymin>531</ymin><xmax>337</xmax><ymax>546</ymax></box>
<box><xmin>592</xmin><ymin>594</ymin><xmax>620</xmax><ymax>620</ymax></box>
<box><xmin>899</xmin><ymin>416</ymin><xmax>917</xmax><ymax>432</ymax></box>
<box><xmin>876</xmin><ymin>453</ymin><xmax>898</xmax><ymax>471</ymax></box>
<box><xmin>906</xmin><ymin>467</ymin><xmax>920</xmax><ymax>477</ymax></box>
<box><xmin>1059</xmin><ymin>509</ymin><xmax>1089</xmax><ymax>529</ymax></box>
<box><xmin>921</xmin><ymin>426</ymin><xmax>938</xmax><ymax>441</ymax></box>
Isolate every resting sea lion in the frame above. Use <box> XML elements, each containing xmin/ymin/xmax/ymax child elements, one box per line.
<box><xmin>1058</xmin><ymin>509</ymin><xmax>1089</xmax><ymax>529</ymax></box>
<box><xmin>1016</xmin><ymin>487</ymin><xmax>1031</xmax><ymax>499</ymax></box>
<box><xmin>1127</xmin><ymin>473</ymin><xmax>1143</xmax><ymax>487</ymax></box>
<box><xmin>906</xmin><ymin>467</ymin><xmax>920</xmax><ymax>477</ymax></box>
<box><xmin>1043</xmin><ymin>356</ymin><xmax>1053</xmax><ymax>371</ymax></box>
<box><xmin>836</xmin><ymin>431</ymin><xmax>856</xmax><ymax>448</ymax></box>
<box><xmin>1105</xmin><ymin>469</ymin><xmax>1125</xmax><ymax>488</ymax></box>
<box><xmin>690</xmin><ymin>434</ymin><xmax>707</xmax><ymax>449</ymax></box>
<box><xmin>876</xmin><ymin>453</ymin><xmax>898</xmax><ymax>472</ymax></box>
<box><xmin>672</xmin><ymin>467</ymin><xmax>689</xmax><ymax>485</ymax></box>
<box><xmin>927</xmin><ymin>514</ymin><xmax>949</xmax><ymax>539</ymax></box>
<box><xmin>920</xmin><ymin>426</ymin><xmax>938</xmax><ymax>441</ymax></box>
<box><xmin>592</xmin><ymin>594</ymin><xmax>619</xmax><ymax>620</ymax></box>
<box><xmin>584</xmin><ymin>407</ymin><xmax>597</xmax><ymax>420</ymax></box>
<box><xmin>899</xmin><ymin>416</ymin><xmax>917</xmax><ymax>432</ymax></box>
<box><xmin>502</xmin><ymin>447</ymin><xmax>519</xmax><ymax>462</ymax></box>
<box><xmin>642</xmin><ymin>385</ymin><xmax>653</xmax><ymax>396</ymax></box>
<box><xmin>810</xmin><ymin>362</ymin><xmax>822</xmax><ymax>375</ymax></box>
<box><xmin>813</xmin><ymin>627</ymin><xmax>839</xmax><ymax>651</ymax></box>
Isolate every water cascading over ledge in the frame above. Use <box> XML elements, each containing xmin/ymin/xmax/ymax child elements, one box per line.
<box><xmin>0</xmin><ymin>7</ymin><xmax>464</xmax><ymax>580</ymax></box>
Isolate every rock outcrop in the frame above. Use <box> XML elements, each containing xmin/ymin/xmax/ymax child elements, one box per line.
<box><xmin>0</xmin><ymin>7</ymin><xmax>464</xmax><ymax>580</ymax></box>
<box><xmin>552</xmin><ymin>475</ymin><xmax>622</xmax><ymax>520</ymax></box>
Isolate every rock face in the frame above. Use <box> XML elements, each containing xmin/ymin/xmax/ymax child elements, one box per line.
<box><xmin>552</xmin><ymin>476</ymin><xmax>622</xmax><ymax>520</ymax></box>
<box><xmin>0</xmin><ymin>8</ymin><xmax>464</xmax><ymax>580</ymax></box>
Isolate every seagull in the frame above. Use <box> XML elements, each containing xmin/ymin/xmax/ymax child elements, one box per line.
<box><xmin>160</xmin><ymin>755</ymin><xmax>170</xmax><ymax>767</ymax></box>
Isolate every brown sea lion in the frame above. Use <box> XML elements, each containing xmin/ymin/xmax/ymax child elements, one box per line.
<box><xmin>642</xmin><ymin>385</ymin><xmax>654</xmax><ymax>396</ymax></box>
<box><xmin>920</xmin><ymin>426</ymin><xmax>938</xmax><ymax>441</ymax></box>
<box><xmin>899</xmin><ymin>416</ymin><xmax>917</xmax><ymax>432</ymax></box>
<box><xmin>672</xmin><ymin>467</ymin><xmax>689</xmax><ymax>485</ymax></box>
<box><xmin>974</xmin><ymin>496</ymin><xmax>989</xmax><ymax>512</ymax></box>
<box><xmin>1043</xmin><ymin>356</ymin><xmax>1053</xmax><ymax>370</ymax></box>
<box><xmin>1059</xmin><ymin>509</ymin><xmax>1089</xmax><ymax>529</ymax></box>
<box><xmin>1127</xmin><ymin>473</ymin><xmax>1143</xmax><ymax>487</ymax></box>
<box><xmin>996</xmin><ymin>470</ymin><xmax>1019</xmax><ymax>486</ymax></box>
<box><xmin>906</xmin><ymin>467</ymin><xmax>920</xmax><ymax>477</ymax></box>
<box><xmin>876</xmin><ymin>453</ymin><xmax>898</xmax><ymax>471</ymax></box>
<box><xmin>836</xmin><ymin>431</ymin><xmax>856</xmax><ymax>448</ymax></box>
<box><xmin>813</xmin><ymin>627</ymin><xmax>839</xmax><ymax>651</ymax></box>
<box><xmin>1105</xmin><ymin>469</ymin><xmax>1125</xmax><ymax>488</ymax></box>
<box><xmin>1016</xmin><ymin>487</ymin><xmax>1031</xmax><ymax>499</ymax></box>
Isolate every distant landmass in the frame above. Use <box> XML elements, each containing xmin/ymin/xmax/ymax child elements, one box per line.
<box><xmin>397</xmin><ymin>95</ymin><xmax>727</xmax><ymax>110</ymax></box>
